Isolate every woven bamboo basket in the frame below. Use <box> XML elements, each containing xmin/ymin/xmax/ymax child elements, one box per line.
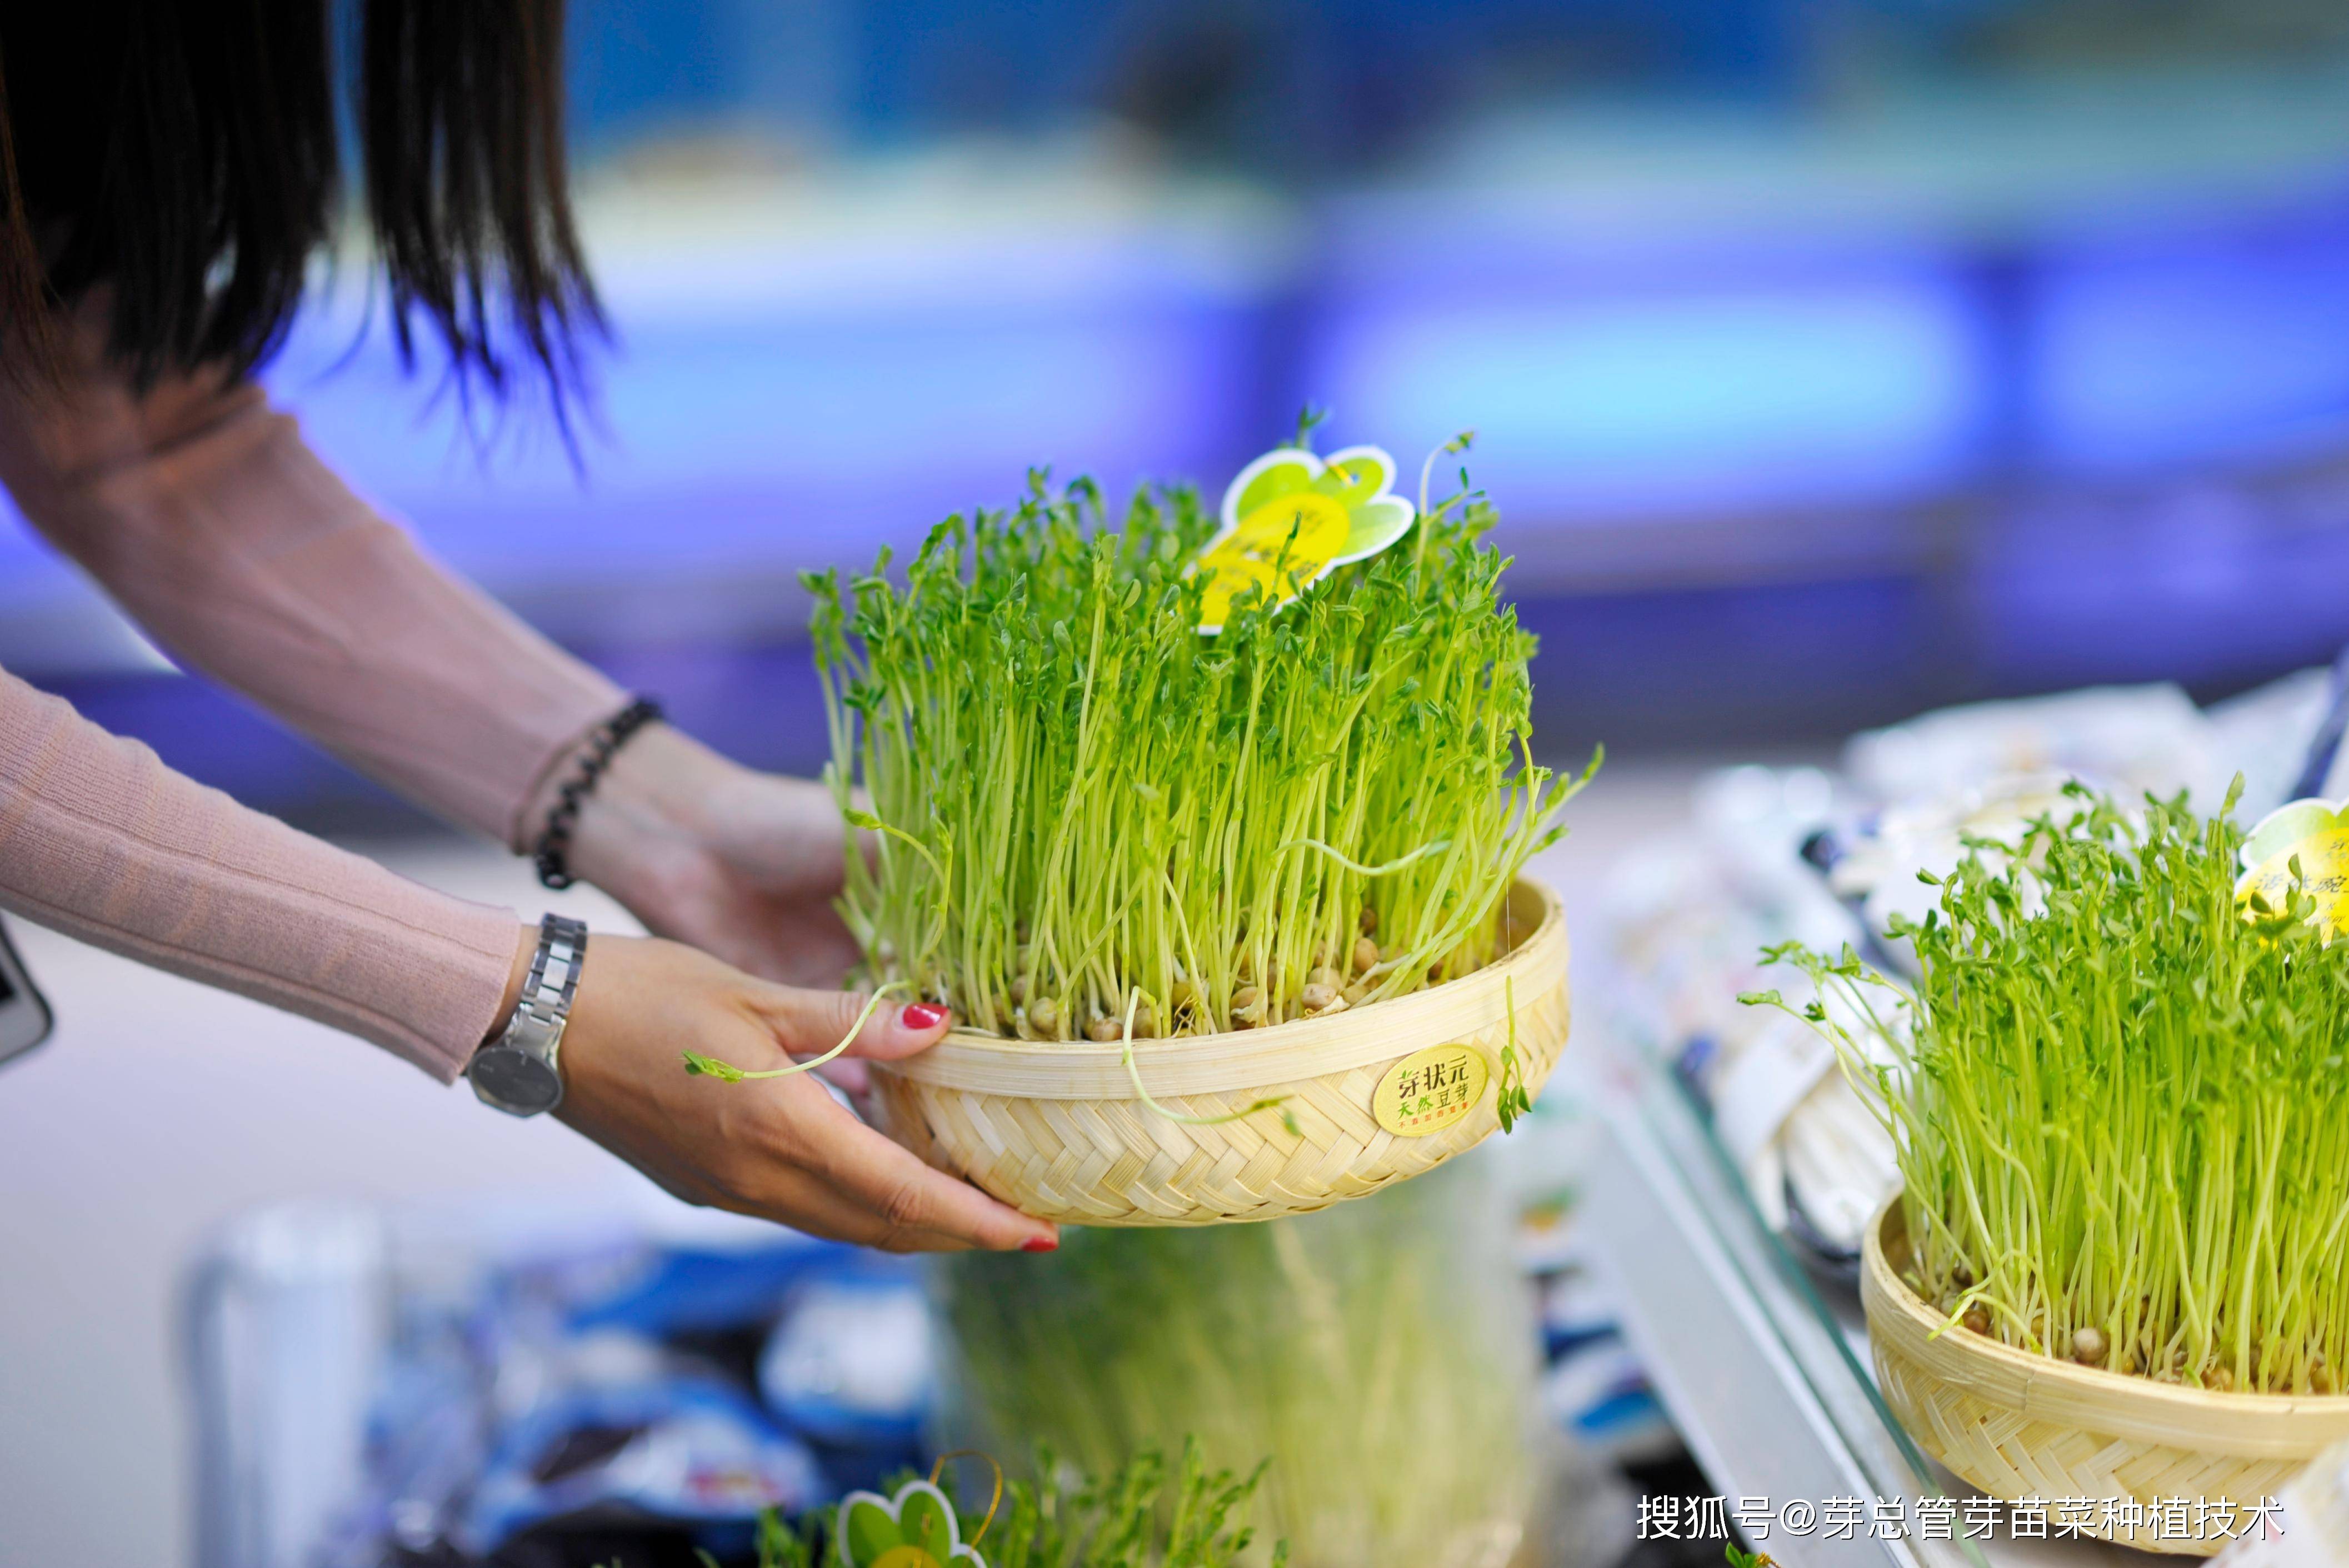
<box><xmin>869</xmin><ymin>877</ymin><xmax>1568</xmax><ymax>1226</ymax></box>
<box><xmin>1863</xmin><ymin>1198</ymin><xmax>2349</xmax><ymax>1555</ymax></box>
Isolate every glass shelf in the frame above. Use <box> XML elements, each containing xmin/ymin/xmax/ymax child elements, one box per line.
<box><xmin>1575</xmin><ymin>1036</ymin><xmax>2136</xmax><ymax>1568</ymax></box>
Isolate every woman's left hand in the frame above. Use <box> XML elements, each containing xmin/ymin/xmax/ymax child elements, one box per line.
<box><xmin>562</xmin><ymin>723</ymin><xmax>866</xmax><ymax>996</ymax></box>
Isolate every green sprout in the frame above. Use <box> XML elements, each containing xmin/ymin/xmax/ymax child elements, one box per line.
<box><xmin>1107</xmin><ymin>988</ymin><xmax>1296</xmax><ymax>1131</ymax></box>
<box><xmin>1494</xmin><ymin>974</ymin><xmax>1532</xmax><ymax>1133</ymax></box>
<box><xmin>803</xmin><ymin>447</ymin><xmax>1593</xmax><ymax>1056</ymax></box>
<box><xmin>1288</xmin><ymin>404</ymin><xmax>1329</xmax><ymax>449</ymax></box>
<box><xmin>1752</xmin><ymin>782</ymin><xmax>2349</xmax><ymax>1395</ymax></box>
<box><xmin>682</xmin><ymin>984</ymin><xmax>906</xmax><ymax>1085</ymax></box>
<box><xmin>709</xmin><ymin>1440</ymin><xmax>1282</xmax><ymax>1568</ymax></box>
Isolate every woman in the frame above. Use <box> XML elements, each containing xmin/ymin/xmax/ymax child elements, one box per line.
<box><xmin>0</xmin><ymin>6</ymin><xmax>1056</xmax><ymax>1253</ymax></box>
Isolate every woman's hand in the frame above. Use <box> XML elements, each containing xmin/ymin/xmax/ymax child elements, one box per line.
<box><xmin>559</xmin><ymin>724</ymin><xmax>861</xmax><ymax>989</ymax></box>
<box><xmin>543</xmin><ymin>930</ymin><xmax>1057</xmax><ymax>1253</ymax></box>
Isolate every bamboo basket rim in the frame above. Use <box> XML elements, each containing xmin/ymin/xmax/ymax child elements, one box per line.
<box><xmin>1863</xmin><ymin>1195</ymin><xmax>2349</xmax><ymax>1458</ymax></box>
<box><xmin>876</xmin><ymin>876</ymin><xmax>1566</xmax><ymax>1100</ymax></box>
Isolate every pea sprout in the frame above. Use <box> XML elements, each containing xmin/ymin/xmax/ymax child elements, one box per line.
<box><xmin>1495</xmin><ymin>975</ymin><xmax>1533</xmax><ymax>1133</ymax></box>
<box><xmin>803</xmin><ymin>445</ymin><xmax>1593</xmax><ymax>1044</ymax></box>
<box><xmin>1751</xmin><ymin>782</ymin><xmax>2349</xmax><ymax>1395</ymax></box>
<box><xmin>683</xmin><ymin>984</ymin><xmax>907</xmax><ymax>1083</ymax></box>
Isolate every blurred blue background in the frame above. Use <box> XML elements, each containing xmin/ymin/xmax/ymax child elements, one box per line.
<box><xmin>11</xmin><ymin>9</ymin><xmax>2349</xmax><ymax>1564</ymax></box>
<box><xmin>11</xmin><ymin>0</ymin><xmax>2349</xmax><ymax>815</ymax></box>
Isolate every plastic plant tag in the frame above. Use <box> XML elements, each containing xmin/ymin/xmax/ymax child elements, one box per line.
<box><xmin>2237</xmin><ymin>796</ymin><xmax>2349</xmax><ymax>937</ymax></box>
<box><xmin>1192</xmin><ymin>443</ymin><xmax>1416</xmax><ymax>633</ymax></box>
<box><xmin>1373</xmin><ymin>1043</ymin><xmax>1490</xmax><ymax>1137</ymax></box>
<box><xmin>837</xmin><ymin>1478</ymin><xmax>985</xmax><ymax>1568</ymax></box>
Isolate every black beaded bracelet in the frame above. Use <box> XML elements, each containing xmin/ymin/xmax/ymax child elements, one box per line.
<box><xmin>533</xmin><ymin>697</ymin><xmax>663</xmax><ymax>890</ymax></box>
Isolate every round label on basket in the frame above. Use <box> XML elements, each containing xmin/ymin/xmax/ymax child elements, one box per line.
<box><xmin>1372</xmin><ymin>1044</ymin><xmax>1490</xmax><ymax>1137</ymax></box>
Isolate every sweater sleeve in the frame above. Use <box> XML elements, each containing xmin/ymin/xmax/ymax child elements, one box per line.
<box><xmin>0</xmin><ymin>305</ymin><xmax>628</xmax><ymax>849</ymax></box>
<box><xmin>0</xmin><ymin>664</ymin><xmax>522</xmax><ymax>1080</ymax></box>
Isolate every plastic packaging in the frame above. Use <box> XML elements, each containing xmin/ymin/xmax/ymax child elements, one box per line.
<box><xmin>934</xmin><ymin>1155</ymin><xmax>1540</xmax><ymax>1568</ymax></box>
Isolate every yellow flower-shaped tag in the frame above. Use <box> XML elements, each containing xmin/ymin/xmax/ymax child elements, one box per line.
<box><xmin>1192</xmin><ymin>444</ymin><xmax>1416</xmax><ymax>633</ymax></box>
<box><xmin>837</xmin><ymin>1478</ymin><xmax>985</xmax><ymax>1568</ymax></box>
<box><xmin>2236</xmin><ymin>797</ymin><xmax>2349</xmax><ymax>938</ymax></box>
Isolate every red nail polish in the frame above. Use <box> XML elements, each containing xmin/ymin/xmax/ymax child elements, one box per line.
<box><xmin>901</xmin><ymin>1003</ymin><xmax>948</xmax><ymax>1030</ymax></box>
<box><xmin>1021</xmin><ymin>1236</ymin><xmax>1059</xmax><ymax>1253</ymax></box>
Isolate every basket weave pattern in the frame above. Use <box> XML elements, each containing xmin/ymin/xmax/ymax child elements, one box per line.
<box><xmin>871</xmin><ymin>879</ymin><xmax>1569</xmax><ymax>1226</ymax></box>
<box><xmin>1863</xmin><ymin>1201</ymin><xmax>2349</xmax><ymax>1555</ymax></box>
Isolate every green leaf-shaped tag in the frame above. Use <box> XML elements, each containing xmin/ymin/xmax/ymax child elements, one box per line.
<box><xmin>901</xmin><ymin>1488</ymin><xmax>954</xmax><ymax>1561</ymax></box>
<box><xmin>843</xmin><ymin>1498</ymin><xmax>903</xmax><ymax>1565</ymax></box>
<box><xmin>834</xmin><ymin>1479</ymin><xmax>987</xmax><ymax>1568</ymax></box>
<box><xmin>1193</xmin><ymin>442</ymin><xmax>1417</xmax><ymax>634</ymax></box>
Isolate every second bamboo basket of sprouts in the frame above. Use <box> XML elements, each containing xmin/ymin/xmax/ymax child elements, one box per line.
<box><xmin>1758</xmin><ymin>788</ymin><xmax>2349</xmax><ymax>1554</ymax></box>
<box><xmin>1865</xmin><ymin>1199</ymin><xmax>2349</xmax><ymax>1557</ymax></box>
<box><xmin>807</xmin><ymin>447</ymin><xmax>1583</xmax><ymax>1226</ymax></box>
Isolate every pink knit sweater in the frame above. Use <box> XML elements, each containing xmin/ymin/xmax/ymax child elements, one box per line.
<box><xmin>0</xmin><ymin>317</ymin><xmax>627</xmax><ymax>1080</ymax></box>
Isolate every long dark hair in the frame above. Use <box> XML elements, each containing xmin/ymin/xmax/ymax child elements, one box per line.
<box><xmin>0</xmin><ymin>4</ymin><xmax>601</xmax><ymax>407</ymax></box>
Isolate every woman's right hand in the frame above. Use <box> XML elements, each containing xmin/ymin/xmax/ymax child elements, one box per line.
<box><xmin>543</xmin><ymin>931</ymin><xmax>1058</xmax><ymax>1254</ymax></box>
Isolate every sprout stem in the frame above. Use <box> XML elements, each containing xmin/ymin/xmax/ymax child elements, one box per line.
<box><xmin>683</xmin><ymin>983</ymin><xmax>908</xmax><ymax>1084</ymax></box>
<box><xmin>1753</xmin><ymin>785</ymin><xmax>2349</xmax><ymax>1393</ymax></box>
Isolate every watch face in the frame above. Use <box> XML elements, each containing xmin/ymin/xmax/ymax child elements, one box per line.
<box><xmin>471</xmin><ymin>1046</ymin><xmax>563</xmax><ymax>1116</ymax></box>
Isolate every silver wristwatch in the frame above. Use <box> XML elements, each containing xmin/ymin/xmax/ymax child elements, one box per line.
<box><xmin>470</xmin><ymin>914</ymin><xmax>587</xmax><ymax>1116</ymax></box>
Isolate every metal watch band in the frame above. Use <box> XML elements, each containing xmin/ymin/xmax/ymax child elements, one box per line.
<box><xmin>515</xmin><ymin>913</ymin><xmax>588</xmax><ymax>1033</ymax></box>
<box><xmin>469</xmin><ymin>914</ymin><xmax>587</xmax><ymax>1116</ymax></box>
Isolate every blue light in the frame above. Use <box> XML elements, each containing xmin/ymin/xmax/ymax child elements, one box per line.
<box><xmin>1310</xmin><ymin>273</ymin><xmax>1981</xmax><ymax>517</ymax></box>
<box><xmin>2035</xmin><ymin>215</ymin><xmax>2349</xmax><ymax>472</ymax></box>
